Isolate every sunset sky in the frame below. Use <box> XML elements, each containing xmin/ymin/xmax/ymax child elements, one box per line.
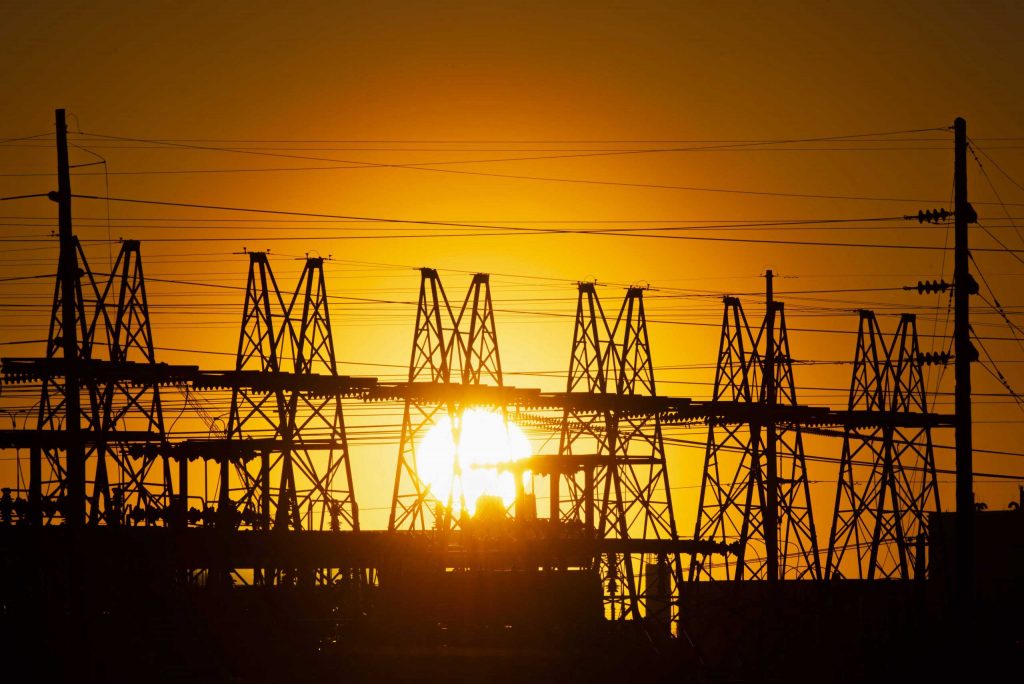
<box><xmin>2</xmin><ymin>0</ymin><xmax>1023</xmax><ymax>531</ymax></box>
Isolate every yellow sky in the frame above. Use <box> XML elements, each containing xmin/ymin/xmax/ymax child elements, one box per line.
<box><xmin>2</xmin><ymin>0</ymin><xmax>1023</xmax><ymax>529</ymax></box>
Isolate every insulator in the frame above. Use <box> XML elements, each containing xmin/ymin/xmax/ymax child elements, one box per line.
<box><xmin>916</xmin><ymin>208</ymin><xmax>951</xmax><ymax>224</ymax></box>
<box><xmin>915</xmin><ymin>279</ymin><xmax>950</xmax><ymax>294</ymax></box>
<box><xmin>916</xmin><ymin>351</ymin><xmax>951</xmax><ymax>366</ymax></box>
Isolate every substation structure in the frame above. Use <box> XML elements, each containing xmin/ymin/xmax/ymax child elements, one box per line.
<box><xmin>0</xmin><ymin>112</ymin><xmax>994</xmax><ymax>682</ymax></box>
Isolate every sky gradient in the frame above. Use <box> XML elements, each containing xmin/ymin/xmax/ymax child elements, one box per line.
<box><xmin>2</xmin><ymin>0</ymin><xmax>1023</xmax><ymax>530</ymax></box>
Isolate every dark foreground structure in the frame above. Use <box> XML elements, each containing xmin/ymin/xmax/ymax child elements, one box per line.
<box><xmin>2</xmin><ymin>507</ymin><xmax>1021</xmax><ymax>683</ymax></box>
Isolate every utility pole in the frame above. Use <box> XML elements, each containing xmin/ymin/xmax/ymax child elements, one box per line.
<box><xmin>764</xmin><ymin>269</ymin><xmax>779</xmax><ymax>581</ymax></box>
<box><xmin>53</xmin><ymin>109</ymin><xmax>85</xmax><ymax>527</ymax></box>
<box><xmin>953</xmin><ymin>117</ymin><xmax>977</xmax><ymax>626</ymax></box>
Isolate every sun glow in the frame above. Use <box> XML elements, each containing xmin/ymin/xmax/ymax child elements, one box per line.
<box><xmin>417</xmin><ymin>408</ymin><xmax>532</xmax><ymax>516</ymax></box>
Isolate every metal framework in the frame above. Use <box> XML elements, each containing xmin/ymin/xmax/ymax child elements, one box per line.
<box><xmin>691</xmin><ymin>297</ymin><xmax>758</xmax><ymax>581</ymax></box>
<box><xmin>554</xmin><ymin>283</ymin><xmax>614</xmax><ymax>532</ymax></box>
<box><xmin>554</xmin><ymin>283</ymin><xmax>632</xmax><ymax>620</ymax></box>
<box><xmin>827</xmin><ymin>312</ymin><xmax>941</xmax><ymax>579</ymax></box>
<box><xmin>389</xmin><ymin>268</ymin><xmax>459</xmax><ymax>531</ymax></box>
<box><xmin>89</xmin><ymin>240</ymin><xmax>168</xmax><ymax>526</ymax></box>
<box><xmin>0</xmin><ymin>111</ymin><xmax>979</xmax><ymax>664</ymax></box>
<box><xmin>283</xmin><ymin>257</ymin><xmax>358</xmax><ymax>532</ymax></box>
<box><xmin>389</xmin><ymin>271</ymin><xmax>510</xmax><ymax>530</ymax></box>
<box><xmin>606</xmin><ymin>288</ymin><xmax>682</xmax><ymax>628</ymax></box>
<box><xmin>691</xmin><ymin>296</ymin><xmax>820</xmax><ymax>580</ymax></box>
<box><xmin>30</xmin><ymin>237</ymin><xmax>104</xmax><ymax>525</ymax></box>
<box><xmin>223</xmin><ymin>251</ymin><xmax>292</xmax><ymax>530</ymax></box>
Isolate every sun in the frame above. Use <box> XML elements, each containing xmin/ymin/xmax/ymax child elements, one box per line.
<box><xmin>417</xmin><ymin>408</ymin><xmax>532</xmax><ymax>516</ymax></box>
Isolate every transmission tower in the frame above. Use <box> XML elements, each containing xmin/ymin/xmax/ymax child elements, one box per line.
<box><xmin>30</xmin><ymin>236</ymin><xmax>105</xmax><ymax>525</ymax></box>
<box><xmin>554</xmin><ymin>282</ymin><xmax>615</xmax><ymax>532</ymax></box>
<box><xmin>604</xmin><ymin>287</ymin><xmax>681</xmax><ymax>629</ymax></box>
<box><xmin>390</xmin><ymin>268</ymin><xmax>460</xmax><ymax>531</ymax></box>
<box><xmin>453</xmin><ymin>273</ymin><xmax>515</xmax><ymax>516</ymax></box>
<box><xmin>223</xmin><ymin>251</ymin><xmax>292</xmax><ymax>530</ymax></box>
<box><xmin>751</xmin><ymin>298</ymin><xmax>820</xmax><ymax>579</ymax></box>
<box><xmin>827</xmin><ymin>312</ymin><xmax>940</xmax><ymax>579</ymax></box>
<box><xmin>691</xmin><ymin>285</ymin><xmax>820</xmax><ymax>581</ymax></box>
<box><xmin>691</xmin><ymin>297</ymin><xmax>758</xmax><ymax>580</ymax></box>
<box><xmin>283</xmin><ymin>256</ymin><xmax>358</xmax><ymax>532</ymax></box>
<box><xmin>87</xmin><ymin>240</ymin><xmax>169</xmax><ymax>526</ymax></box>
<box><xmin>456</xmin><ymin>273</ymin><xmax>501</xmax><ymax>387</ymax></box>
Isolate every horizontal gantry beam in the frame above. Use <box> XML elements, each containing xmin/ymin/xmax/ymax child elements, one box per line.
<box><xmin>1</xmin><ymin>358</ymin><xmax>955</xmax><ymax>440</ymax></box>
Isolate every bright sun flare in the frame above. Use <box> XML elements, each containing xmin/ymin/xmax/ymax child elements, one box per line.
<box><xmin>417</xmin><ymin>408</ymin><xmax>532</xmax><ymax>516</ymax></box>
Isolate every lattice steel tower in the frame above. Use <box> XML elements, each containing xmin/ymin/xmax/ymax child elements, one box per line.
<box><xmin>605</xmin><ymin>287</ymin><xmax>681</xmax><ymax>628</ymax></box>
<box><xmin>223</xmin><ymin>251</ymin><xmax>292</xmax><ymax>530</ymax></box>
<box><xmin>88</xmin><ymin>240</ymin><xmax>168</xmax><ymax>526</ymax></box>
<box><xmin>283</xmin><ymin>256</ymin><xmax>358</xmax><ymax>532</ymax></box>
<box><xmin>827</xmin><ymin>312</ymin><xmax>940</xmax><ymax>579</ymax></box>
<box><xmin>390</xmin><ymin>268</ymin><xmax>459</xmax><ymax>531</ymax></box>
<box><xmin>691</xmin><ymin>285</ymin><xmax>820</xmax><ymax>581</ymax></box>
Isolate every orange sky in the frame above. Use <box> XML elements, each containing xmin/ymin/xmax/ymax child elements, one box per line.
<box><xmin>2</xmin><ymin>0</ymin><xmax>1023</xmax><ymax>529</ymax></box>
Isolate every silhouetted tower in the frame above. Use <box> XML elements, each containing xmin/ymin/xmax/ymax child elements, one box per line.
<box><xmin>390</xmin><ymin>268</ymin><xmax>459</xmax><ymax>531</ymax></box>
<box><xmin>827</xmin><ymin>310</ymin><xmax>887</xmax><ymax>578</ymax></box>
<box><xmin>28</xmin><ymin>109</ymin><xmax>98</xmax><ymax>526</ymax></box>
<box><xmin>283</xmin><ymin>256</ymin><xmax>358</xmax><ymax>531</ymax></box>
<box><xmin>223</xmin><ymin>251</ymin><xmax>292</xmax><ymax>530</ymax></box>
<box><xmin>827</xmin><ymin>312</ymin><xmax>940</xmax><ymax>579</ymax></box>
<box><xmin>553</xmin><ymin>283</ymin><xmax>636</xmax><ymax>620</ymax></box>
<box><xmin>691</xmin><ymin>297</ymin><xmax>758</xmax><ymax>580</ymax></box>
<box><xmin>691</xmin><ymin>287</ymin><xmax>820</xmax><ymax>581</ymax></box>
<box><xmin>751</xmin><ymin>297</ymin><xmax>820</xmax><ymax>580</ymax></box>
<box><xmin>554</xmin><ymin>282</ymin><xmax>615</xmax><ymax>531</ymax></box>
<box><xmin>30</xmin><ymin>236</ymin><xmax>104</xmax><ymax>525</ymax></box>
<box><xmin>453</xmin><ymin>273</ymin><xmax>513</xmax><ymax>515</ymax></box>
<box><xmin>87</xmin><ymin>240</ymin><xmax>168</xmax><ymax>526</ymax></box>
<box><xmin>605</xmin><ymin>287</ymin><xmax>681</xmax><ymax>628</ymax></box>
<box><xmin>456</xmin><ymin>273</ymin><xmax>500</xmax><ymax>387</ymax></box>
<box><xmin>887</xmin><ymin>315</ymin><xmax>940</xmax><ymax>574</ymax></box>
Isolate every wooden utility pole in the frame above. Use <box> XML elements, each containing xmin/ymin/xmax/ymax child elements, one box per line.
<box><xmin>764</xmin><ymin>269</ymin><xmax>779</xmax><ymax>581</ymax></box>
<box><xmin>53</xmin><ymin>108</ymin><xmax>85</xmax><ymax>527</ymax></box>
<box><xmin>952</xmin><ymin>117</ymin><xmax>976</xmax><ymax>624</ymax></box>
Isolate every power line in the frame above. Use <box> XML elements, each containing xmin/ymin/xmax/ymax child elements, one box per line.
<box><xmin>71</xmin><ymin>128</ymin><xmax>987</xmax><ymax>204</ymax></box>
<box><xmin>67</xmin><ymin>193</ymin><xmax>977</xmax><ymax>251</ymax></box>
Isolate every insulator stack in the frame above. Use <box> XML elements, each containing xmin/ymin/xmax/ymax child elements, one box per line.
<box><xmin>916</xmin><ymin>279</ymin><xmax>951</xmax><ymax>294</ymax></box>
<box><xmin>915</xmin><ymin>208</ymin><xmax>951</xmax><ymax>223</ymax></box>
